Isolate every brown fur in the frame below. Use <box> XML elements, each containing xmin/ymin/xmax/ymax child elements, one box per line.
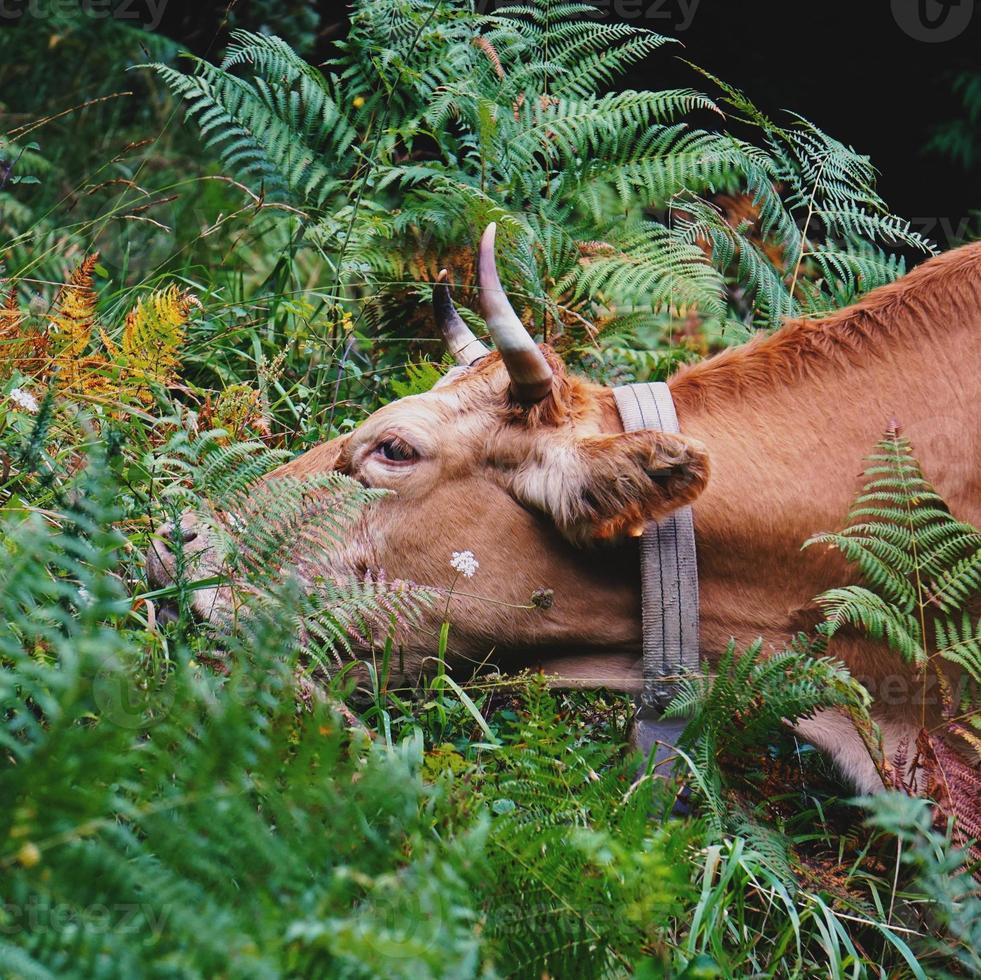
<box><xmin>672</xmin><ymin>241</ymin><xmax>981</xmax><ymax>408</ymax></box>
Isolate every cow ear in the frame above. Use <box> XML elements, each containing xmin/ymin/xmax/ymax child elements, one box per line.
<box><xmin>526</xmin><ymin>430</ymin><xmax>710</xmax><ymax>543</ymax></box>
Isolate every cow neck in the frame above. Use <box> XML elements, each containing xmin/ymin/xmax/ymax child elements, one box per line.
<box><xmin>611</xmin><ymin>383</ymin><xmax>699</xmax><ymax>723</ymax></box>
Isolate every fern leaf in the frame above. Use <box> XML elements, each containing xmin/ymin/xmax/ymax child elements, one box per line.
<box><xmin>0</xmin><ymin>288</ymin><xmax>47</xmax><ymax>381</ymax></box>
<box><xmin>113</xmin><ymin>286</ymin><xmax>193</xmax><ymax>399</ymax></box>
<box><xmin>48</xmin><ymin>253</ymin><xmax>99</xmax><ymax>361</ymax></box>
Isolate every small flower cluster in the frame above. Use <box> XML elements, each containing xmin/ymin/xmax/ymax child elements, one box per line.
<box><xmin>449</xmin><ymin>550</ymin><xmax>479</xmax><ymax>579</ymax></box>
<box><xmin>8</xmin><ymin>388</ymin><xmax>39</xmax><ymax>413</ymax></box>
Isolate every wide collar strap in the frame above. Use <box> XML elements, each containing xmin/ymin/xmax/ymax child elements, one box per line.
<box><xmin>612</xmin><ymin>382</ymin><xmax>700</xmax><ymax>716</ymax></box>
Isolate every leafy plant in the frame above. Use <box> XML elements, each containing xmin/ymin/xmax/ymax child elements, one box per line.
<box><xmin>0</xmin><ymin>456</ymin><xmax>485</xmax><ymax>978</ymax></box>
<box><xmin>863</xmin><ymin>792</ymin><xmax>981</xmax><ymax>977</ymax></box>
<box><xmin>927</xmin><ymin>70</ymin><xmax>981</xmax><ymax>172</ymax></box>
<box><xmin>2</xmin><ymin>254</ymin><xmax>196</xmax><ymax>403</ymax></box>
<box><xmin>664</xmin><ymin>638</ymin><xmax>870</xmax><ymax>831</ymax></box>
<box><xmin>148</xmin><ymin>0</ymin><xmax>932</xmax><ymax>362</ymax></box>
<box><xmin>478</xmin><ymin>677</ymin><xmax>694</xmax><ymax>976</ymax></box>
<box><xmin>807</xmin><ymin>423</ymin><xmax>981</xmax><ymax>852</ymax></box>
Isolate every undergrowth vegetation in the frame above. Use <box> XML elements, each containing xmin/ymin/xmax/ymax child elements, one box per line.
<box><xmin>1</xmin><ymin>1</ymin><xmax>978</xmax><ymax>977</ymax></box>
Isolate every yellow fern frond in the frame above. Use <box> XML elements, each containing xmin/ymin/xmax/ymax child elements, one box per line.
<box><xmin>59</xmin><ymin>354</ymin><xmax>113</xmax><ymax>396</ymax></box>
<box><xmin>115</xmin><ymin>286</ymin><xmax>193</xmax><ymax>401</ymax></box>
<box><xmin>49</xmin><ymin>254</ymin><xmax>99</xmax><ymax>361</ymax></box>
<box><xmin>99</xmin><ymin>326</ymin><xmax>120</xmax><ymax>360</ymax></box>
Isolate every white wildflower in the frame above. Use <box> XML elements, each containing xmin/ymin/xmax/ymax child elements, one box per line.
<box><xmin>8</xmin><ymin>387</ymin><xmax>39</xmax><ymax>414</ymax></box>
<box><xmin>450</xmin><ymin>550</ymin><xmax>479</xmax><ymax>579</ymax></box>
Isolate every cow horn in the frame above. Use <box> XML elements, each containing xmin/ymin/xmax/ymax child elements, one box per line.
<box><xmin>433</xmin><ymin>269</ymin><xmax>489</xmax><ymax>366</ymax></box>
<box><xmin>477</xmin><ymin>222</ymin><xmax>554</xmax><ymax>403</ymax></box>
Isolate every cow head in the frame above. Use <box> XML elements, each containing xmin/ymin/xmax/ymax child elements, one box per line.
<box><xmin>147</xmin><ymin>225</ymin><xmax>710</xmax><ymax>677</ymax></box>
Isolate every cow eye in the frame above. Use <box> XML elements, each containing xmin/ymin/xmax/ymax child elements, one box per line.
<box><xmin>374</xmin><ymin>437</ymin><xmax>417</xmax><ymax>463</ymax></box>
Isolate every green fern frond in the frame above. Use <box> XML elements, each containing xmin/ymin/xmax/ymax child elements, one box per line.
<box><xmin>664</xmin><ymin>639</ymin><xmax>865</xmax><ymax>823</ymax></box>
<box><xmin>809</xmin><ymin>424</ymin><xmax>981</xmax><ymax>688</ymax></box>
<box><xmin>147</xmin><ymin>0</ymin><xmax>929</xmax><ymax>352</ymax></box>
<box><xmin>935</xmin><ymin>613</ymin><xmax>981</xmax><ymax>685</ymax></box>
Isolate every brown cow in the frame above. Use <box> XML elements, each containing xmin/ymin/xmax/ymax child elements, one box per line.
<box><xmin>148</xmin><ymin>226</ymin><xmax>981</xmax><ymax>793</ymax></box>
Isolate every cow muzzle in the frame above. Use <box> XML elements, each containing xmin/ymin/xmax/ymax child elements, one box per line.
<box><xmin>145</xmin><ymin>510</ymin><xmax>230</xmax><ymax>623</ymax></box>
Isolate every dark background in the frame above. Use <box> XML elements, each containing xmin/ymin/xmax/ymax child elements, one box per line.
<box><xmin>152</xmin><ymin>0</ymin><xmax>981</xmax><ymax>244</ymax></box>
<box><xmin>633</xmin><ymin>0</ymin><xmax>981</xmax><ymax>243</ymax></box>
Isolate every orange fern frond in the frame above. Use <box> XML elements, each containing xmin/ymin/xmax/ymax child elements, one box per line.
<box><xmin>58</xmin><ymin>354</ymin><xmax>113</xmax><ymax>396</ymax></box>
<box><xmin>0</xmin><ymin>289</ymin><xmax>26</xmax><ymax>381</ymax></box>
<box><xmin>0</xmin><ymin>287</ymin><xmax>49</xmax><ymax>381</ymax></box>
<box><xmin>1</xmin><ymin>288</ymin><xmax>18</xmax><ymax>323</ymax></box>
<box><xmin>914</xmin><ymin>729</ymin><xmax>981</xmax><ymax>864</ymax></box>
<box><xmin>473</xmin><ymin>36</ymin><xmax>504</xmax><ymax>80</ymax></box>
